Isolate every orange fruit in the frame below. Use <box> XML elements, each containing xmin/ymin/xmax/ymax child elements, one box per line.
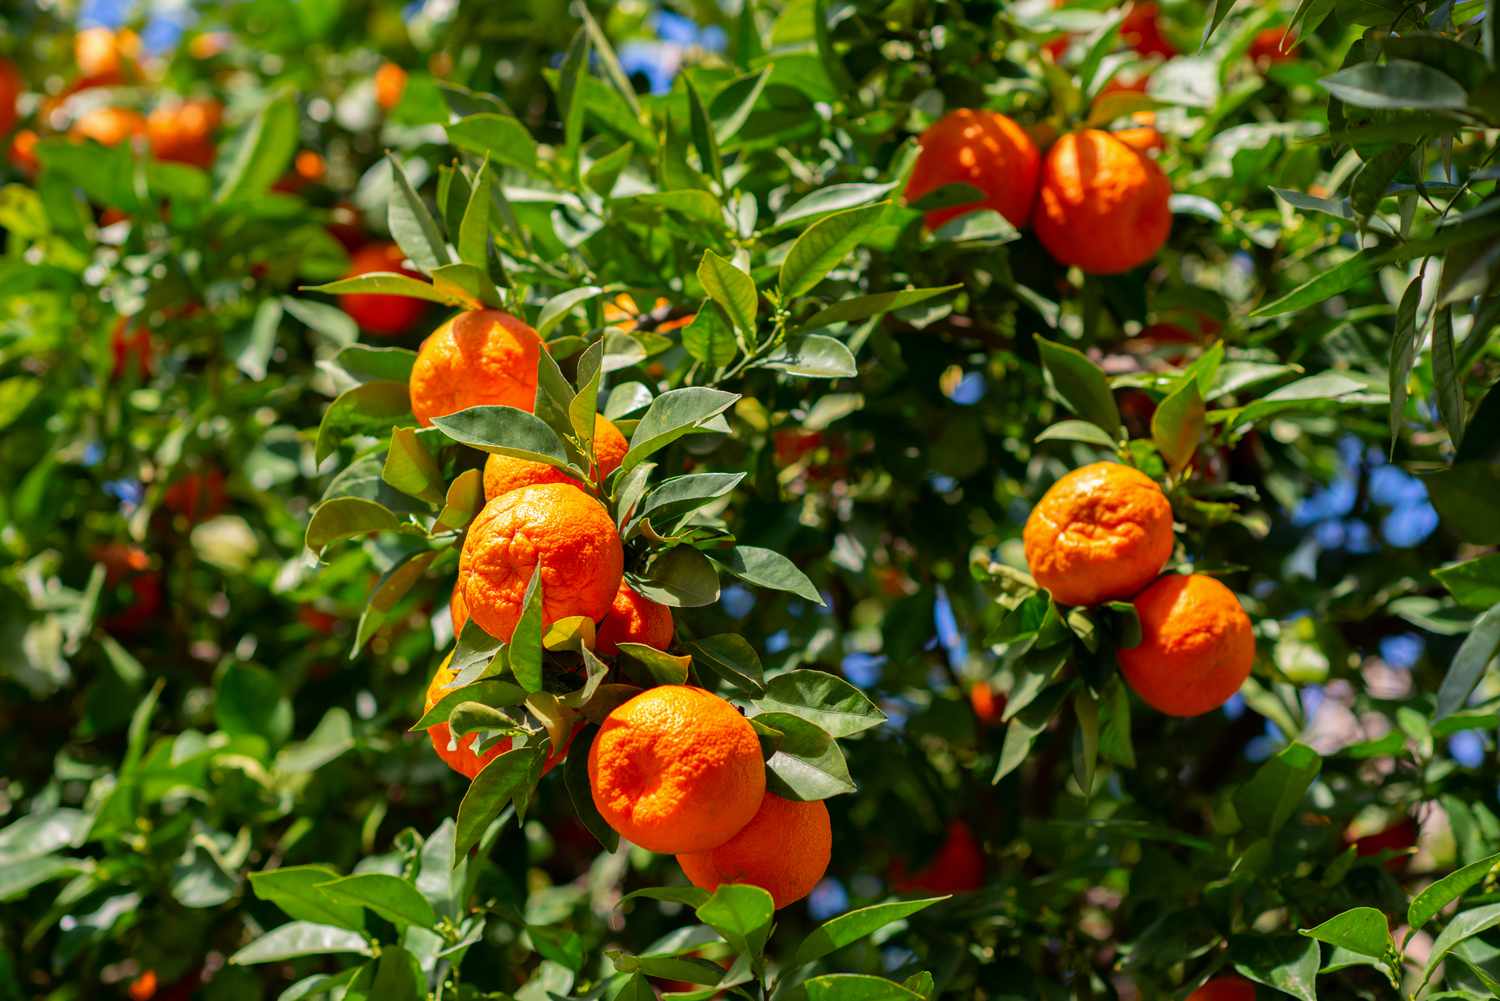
<box><xmin>677</xmin><ymin>792</ymin><xmax>831</xmax><ymax>908</ymax></box>
<box><xmin>1114</xmin><ymin>125</ymin><xmax>1164</xmax><ymax>154</ymax></box>
<box><xmin>889</xmin><ymin>819</ymin><xmax>985</xmax><ymax>894</ymax></box>
<box><xmin>481</xmin><ymin>414</ymin><xmax>628</xmax><ymax>499</ymax></box>
<box><xmin>424</xmin><ymin>654</ymin><xmax>569</xmax><ymax>778</ymax></box>
<box><xmin>1249</xmin><ymin>27</ymin><xmax>1299</xmax><ymax>65</ymax></box>
<box><xmin>595</xmin><ymin>582</ymin><xmax>674</xmax><ymax>656</ymax></box>
<box><xmin>70</xmin><ymin>106</ymin><xmax>147</xmax><ymax>148</ymax></box>
<box><xmin>1188</xmin><ymin>977</ymin><xmax>1256</xmax><ymax>1001</ymax></box>
<box><xmin>9</xmin><ymin>129</ymin><xmax>39</xmax><ymax>175</ymax></box>
<box><xmin>74</xmin><ymin>26</ymin><xmax>140</xmax><ymax>87</ymax></box>
<box><xmin>128</xmin><ymin>969</ymin><xmax>158</xmax><ymax>1001</ymax></box>
<box><xmin>969</xmin><ymin>682</ymin><xmax>1005</xmax><ymax>726</ymax></box>
<box><xmin>375</xmin><ymin>63</ymin><xmax>408</xmax><ymax>112</ymax></box>
<box><xmin>1120</xmin><ymin>3</ymin><xmax>1177</xmax><ymax>59</ymax></box>
<box><xmin>1034</xmin><ymin>129</ymin><xmax>1172</xmax><ymax>274</ymax></box>
<box><xmin>146</xmin><ymin>98</ymin><xmax>222</xmax><ymax>168</ymax></box>
<box><xmin>338</xmin><ymin>243</ymin><xmax>427</xmax><ymax>337</ymax></box>
<box><xmin>1023</xmin><ymin>462</ymin><xmax>1174</xmax><ymax>607</ymax></box>
<box><xmin>450</xmin><ymin>581</ymin><xmax>470</xmax><ymax>635</ymax></box>
<box><xmin>0</xmin><ymin>59</ymin><xmax>21</xmax><ymax>137</ymax></box>
<box><xmin>455</xmin><ymin>483</ymin><xmax>623</xmax><ymax>641</ymax></box>
<box><xmin>1118</xmin><ymin>574</ymin><xmax>1255</xmax><ymax>717</ymax></box>
<box><xmin>295</xmin><ymin>149</ymin><xmax>326</xmax><ymax>182</ymax></box>
<box><xmin>588</xmin><ymin>685</ymin><xmax>766</xmax><ymax>853</ymax></box>
<box><xmin>163</xmin><ymin>469</ymin><xmax>227</xmax><ymax>522</ymax></box>
<box><xmin>904</xmin><ymin>109</ymin><xmax>1041</xmax><ymax>230</ymax></box>
<box><xmin>408</xmin><ymin>309</ymin><xmax>543</xmax><ymax>426</ymax></box>
<box><xmin>1347</xmin><ymin>816</ymin><xmax>1418</xmax><ymax>873</ymax></box>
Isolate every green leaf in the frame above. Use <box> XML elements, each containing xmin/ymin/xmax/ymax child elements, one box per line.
<box><xmin>217</xmin><ymin>94</ymin><xmax>298</xmax><ymax>204</ymax></box>
<box><xmin>331</xmin><ymin>345</ymin><xmax>418</xmax><ymax>383</ymax></box>
<box><xmin>369</xmin><ymin>946</ymin><xmax>425</xmax><ymax>1001</ymax></box>
<box><xmin>995</xmin><ymin>682</ymin><xmax>1072</xmax><ymax>782</ymax></box>
<box><xmin>556</xmin><ymin>28</ymin><xmax>591</xmax><ymax>170</ymax></box>
<box><xmin>386</xmin><ymin>154</ymin><xmax>450</xmax><ymax>272</ymax></box>
<box><xmin>698</xmin><ymin>250</ymin><xmax>758</xmax><ymax>337</ymax></box>
<box><xmin>430</xmin><ymin>405</ymin><xmax>571</xmax><ymax>467</ymax></box>
<box><xmin>1434</xmin><ymin>603</ymin><xmax>1500</xmax><ymax>720</ymax></box>
<box><xmin>1300</xmin><ymin>907</ymin><xmax>1390</xmax><ymax>960</ymax></box>
<box><xmin>616</xmin><ymin>643</ymin><xmax>692</xmax><ymax>685</ymax></box>
<box><xmin>1409</xmin><ymin>851</ymin><xmax>1500</xmax><ymax>932</ymax></box>
<box><xmin>1389</xmin><ymin>274</ymin><xmax>1424</xmax><ymax>446</ymax></box>
<box><xmin>564</xmin><ymin>725</ymin><xmax>620</xmax><ymax>852</ymax></box>
<box><xmin>757</xmin><ymin>335</ymin><xmax>857</xmax><ymax>379</ymax></box>
<box><xmin>791</xmin><ymin>898</ymin><xmax>946</xmax><ymax>968</ymax></box>
<box><xmin>1151</xmin><ymin>377</ymin><xmax>1205</xmax><ymax>474</ymax></box>
<box><xmin>305</xmin><ymin>272</ymin><xmax>453</xmax><ymax>304</ymax></box>
<box><xmin>229</xmin><ymin>922</ymin><xmax>372</xmax><ymax>965</ymax></box>
<box><xmin>1035</xmin><ymin>337</ymin><xmax>1122</xmax><ymax>437</ymax></box>
<box><xmin>754</xmin><ymin>670</ymin><xmax>886</xmax><ymax>737</ymax></box>
<box><xmin>804</xmin><ymin>975</ymin><xmax>923</xmax><ymax>1001</ymax></box>
<box><xmin>316</xmin><ymin>874</ymin><xmax>436</xmax><ymax>931</ymax></box>
<box><xmin>217</xmin><ymin>663</ymin><xmax>292</xmax><ymax>747</ymax></box>
<box><xmin>1231</xmin><ymin>935</ymin><xmax>1320</xmax><ymax>1001</ymax></box>
<box><xmin>1434</xmin><ymin>554</ymin><xmax>1500</xmax><ymax>610</ymax></box>
<box><xmin>773</xmin><ymin>183</ymin><xmax>897</xmax><ymax>230</ymax></box>
<box><xmin>575</xmin><ymin>3</ymin><xmax>643</xmax><ymax>120</ymax></box>
<box><xmin>1234</xmin><ymin>742</ymin><xmax>1321</xmax><ymax>835</ymax></box>
<box><xmin>620</xmin><ymin>388</ymin><xmax>740</xmax><ymax>478</ymax></box>
<box><xmin>1432</xmin><ymin>306</ymin><xmax>1464</xmax><ymax>449</ymax></box>
<box><xmin>382</xmin><ymin>427</ymin><xmax>445</xmax><ymax>505</ymax></box>
<box><xmin>636</xmin><ymin>546</ymin><xmax>722</xmax><ymax>608</ymax></box>
<box><xmin>446</xmin><ymin>115</ymin><xmax>540</xmax><ymax>173</ymax></box>
<box><xmin>454</xmin><ymin>745</ymin><xmax>541</xmax><ymax>857</ymax></box>
<box><xmin>1036</xmin><ymin>420</ymin><xmax>1119</xmax><ymax>448</ymax></box>
<box><xmin>0</xmin><ymin>856</ymin><xmax>85</xmax><ymax>903</ymax></box>
<box><xmin>711</xmin><ymin>67</ymin><xmax>771</xmax><ymax>144</ymax></box>
<box><xmin>315</xmin><ymin>380</ymin><xmax>413</xmax><ymax>464</ymax></box>
<box><xmin>797</xmin><ymin>285</ymin><xmax>961</xmax><ymax>333</ymax></box>
<box><xmin>684</xmin><ymin>634</ymin><xmax>765</xmax><ymax>696</ymax></box>
<box><xmin>249</xmin><ymin>866</ymin><xmax>366</xmax><ymax>931</ymax></box>
<box><xmin>509</xmin><ymin>566</ymin><xmax>545</xmax><ymax>690</ymax></box>
<box><xmin>716</xmin><ymin>545</ymin><xmax>823</xmax><ymax>603</ymax></box>
<box><xmin>695</xmin><ymin>884</ymin><xmax>775</xmax><ymax>960</ymax></box>
<box><xmin>779</xmin><ymin>203</ymin><xmax>889</xmax><ymax>298</ymax></box>
<box><xmin>306</xmin><ymin>497</ymin><xmax>401</xmax><ymax>554</ymax></box>
<box><xmin>1321</xmin><ymin>60</ymin><xmax>1469</xmax><ymax>110</ymax></box>
<box><xmin>684</xmin><ymin>76</ymin><xmax>723</xmax><ymax>187</ymax></box>
<box><xmin>354</xmin><ymin>551</ymin><xmax>437</xmax><ymax>654</ymax></box>
<box><xmin>757</xmin><ymin>711</ymin><xmax>856</xmax><ymax>799</ymax></box>
<box><xmin>1423</xmin><ymin>904</ymin><xmax>1500</xmax><ymax>990</ymax></box>
<box><xmin>457</xmin><ymin>158</ymin><xmax>494</xmax><ymax>271</ymax></box>
<box><xmin>435</xmin><ymin>468</ymin><xmax>485</xmax><ymax>533</ymax></box>
<box><xmin>682</xmin><ymin>303</ymin><xmax>739</xmax><ymax>368</ymax></box>
<box><xmin>537</xmin><ymin>286</ymin><xmax>606</xmax><ymax>338</ymax></box>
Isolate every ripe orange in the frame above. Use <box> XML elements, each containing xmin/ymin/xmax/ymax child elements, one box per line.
<box><xmin>677</xmin><ymin>792</ymin><xmax>831</xmax><ymax>908</ymax></box>
<box><xmin>338</xmin><ymin>243</ymin><xmax>427</xmax><ymax>337</ymax></box>
<box><xmin>295</xmin><ymin>149</ymin><xmax>326</xmax><ymax>182</ymax></box>
<box><xmin>424</xmin><ymin>655</ymin><xmax>568</xmax><ymax>778</ymax></box>
<box><xmin>889</xmin><ymin>820</ymin><xmax>985</xmax><ymax>894</ymax></box>
<box><xmin>1249</xmin><ymin>27</ymin><xmax>1299</xmax><ymax>65</ymax></box>
<box><xmin>595</xmin><ymin>582</ymin><xmax>674</xmax><ymax>656</ymax></box>
<box><xmin>408</xmin><ymin>309</ymin><xmax>543</xmax><ymax>427</ymax></box>
<box><xmin>588</xmin><ymin>685</ymin><xmax>766</xmax><ymax>853</ymax></box>
<box><xmin>0</xmin><ymin>59</ymin><xmax>20</xmax><ymax>137</ymax></box>
<box><xmin>450</xmin><ymin>581</ymin><xmax>470</xmax><ymax>635</ymax></box>
<box><xmin>1034</xmin><ymin>129</ymin><xmax>1172</xmax><ymax>274</ymax></box>
<box><xmin>128</xmin><ymin>969</ymin><xmax>158</xmax><ymax>1001</ymax></box>
<box><xmin>1114</xmin><ymin>125</ymin><xmax>1164</xmax><ymax>154</ymax></box>
<box><xmin>1120</xmin><ymin>3</ymin><xmax>1177</xmax><ymax>59</ymax></box>
<box><xmin>1023</xmin><ymin>462</ymin><xmax>1174</xmax><ymax>607</ymax></box>
<box><xmin>70</xmin><ymin>106</ymin><xmax>147</xmax><ymax>148</ymax></box>
<box><xmin>163</xmin><ymin>469</ymin><xmax>228</xmax><ymax>522</ymax></box>
<box><xmin>9</xmin><ymin>129</ymin><xmax>39</xmax><ymax>175</ymax></box>
<box><xmin>904</xmin><ymin>109</ymin><xmax>1041</xmax><ymax>229</ymax></box>
<box><xmin>969</xmin><ymin>682</ymin><xmax>1005</xmax><ymax>726</ymax></box>
<box><xmin>1118</xmin><ymin>574</ymin><xmax>1255</xmax><ymax>717</ymax></box>
<box><xmin>146</xmin><ymin>98</ymin><xmax>222</xmax><ymax>168</ymax></box>
<box><xmin>375</xmin><ymin>62</ymin><xmax>408</xmax><ymax>111</ymax></box>
<box><xmin>481</xmin><ymin>414</ymin><xmax>628</xmax><ymax>499</ymax></box>
<box><xmin>455</xmin><ymin>483</ymin><xmax>623</xmax><ymax>641</ymax></box>
<box><xmin>1347</xmin><ymin>816</ymin><xmax>1418</xmax><ymax>873</ymax></box>
<box><xmin>1188</xmin><ymin>977</ymin><xmax>1255</xmax><ymax>1001</ymax></box>
<box><xmin>74</xmin><ymin>26</ymin><xmax>140</xmax><ymax>87</ymax></box>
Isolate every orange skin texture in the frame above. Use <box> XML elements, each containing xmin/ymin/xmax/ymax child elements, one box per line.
<box><xmin>456</xmin><ymin>483</ymin><xmax>623</xmax><ymax>641</ymax></box>
<box><xmin>677</xmin><ymin>793</ymin><xmax>831</xmax><ymax>909</ymax></box>
<box><xmin>0</xmin><ymin>59</ymin><xmax>20</xmax><ymax>137</ymax></box>
<box><xmin>1035</xmin><ymin>130</ymin><xmax>1172</xmax><ymax>274</ymax></box>
<box><xmin>970</xmin><ymin>682</ymin><xmax>1006</xmax><ymax>726</ymax></box>
<box><xmin>425</xmin><ymin>656</ymin><xmax>509</xmax><ymax>778</ymax></box>
<box><xmin>1119</xmin><ymin>574</ymin><xmax>1255</xmax><ymax>717</ymax></box>
<box><xmin>1121</xmin><ymin>3</ymin><xmax>1177</xmax><ymax>59</ymax></box>
<box><xmin>450</xmin><ymin>581</ymin><xmax>470</xmax><ymax>636</ymax></box>
<box><xmin>409</xmin><ymin>309</ymin><xmax>543</xmax><ymax>426</ymax></box>
<box><xmin>128</xmin><ymin>970</ymin><xmax>158</xmax><ymax>1001</ymax></box>
<box><xmin>596</xmin><ymin>582</ymin><xmax>675</xmax><ymax>656</ymax></box>
<box><xmin>588</xmin><ymin>685</ymin><xmax>766</xmax><ymax>853</ymax></box>
<box><xmin>482</xmin><ymin>414</ymin><xmax>628</xmax><ymax>500</ymax></box>
<box><xmin>1188</xmin><ymin>977</ymin><xmax>1256</xmax><ymax>1001</ymax></box>
<box><xmin>904</xmin><ymin>109</ymin><xmax>1041</xmax><ymax>230</ymax></box>
<box><xmin>1023</xmin><ymin>462</ymin><xmax>1174</xmax><ymax>607</ymax></box>
<box><xmin>890</xmin><ymin>820</ymin><xmax>985</xmax><ymax>895</ymax></box>
<box><xmin>70</xmin><ymin>106</ymin><xmax>147</xmax><ymax>148</ymax></box>
<box><xmin>146</xmin><ymin>99</ymin><xmax>222</xmax><ymax>168</ymax></box>
<box><xmin>375</xmin><ymin>62</ymin><xmax>408</xmax><ymax>111</ymax></box>
<box><xmin>164</xmin><ymin>469</ymin><xmax>227</xmax><ymax>522</ymax></box>
<box><xmin>338</xmin><ymin>243</ymin><xmax>428</xmax><ymax>337</ymax></box>
<box><xmin>1250</xmin><ymin>27</ymin><xmax>1299</xmax><ymax>65</ymax></box>
<box><xmin>1114</xmin><ymin>126</ymin><xmax>1164</xmax><ymax>155</ymax></box>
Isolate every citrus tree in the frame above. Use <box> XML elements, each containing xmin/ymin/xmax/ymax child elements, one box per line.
<box><xmin>3</xmin><ymin>1</ymin><xmax>1500</xmax><ymax>1000</ymax></box>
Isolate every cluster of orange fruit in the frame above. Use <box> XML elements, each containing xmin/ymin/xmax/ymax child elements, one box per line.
<box><xmin>904</xmin><ymin>107</ymin><xmax>1172</xmax><ymax>274</ymax></box>
<box><xmin>1023</xmin><ymin>463</ymin><xmax>1255</xmax><ymax>716</ymax></box>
